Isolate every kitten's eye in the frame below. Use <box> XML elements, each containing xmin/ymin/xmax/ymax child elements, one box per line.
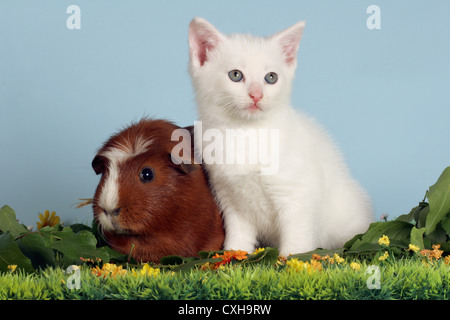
<box><xmin>264</xmin><ymin>72</ymin><xmax>278</xmax><ymax>84</ymax></box>
<box><xmin>228</xmin><ymin>70</ymin><xmax>244</xmax><ymax>82</ymax></box>
<box><xmin>139</xmin><ymin>167</ymin><xmax>154</xmax><ymax>183</ymax></box>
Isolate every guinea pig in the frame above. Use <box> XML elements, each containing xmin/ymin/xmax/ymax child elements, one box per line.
<box><xmin>91</xmin><ymin>118</ymin><xmax>225</xmax><ymax>263</ymax></box>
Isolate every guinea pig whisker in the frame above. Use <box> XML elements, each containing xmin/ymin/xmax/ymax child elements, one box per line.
<box><xmin>96</xmin><ymin>221</ymin><xmax>114</xmax><ymax>247</ymax></box>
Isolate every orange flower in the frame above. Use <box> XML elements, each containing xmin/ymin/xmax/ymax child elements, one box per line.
<box><xmin>232</xmin><ymin>250</ymin><xmax>248</xmax><ymax>261</ymax></box>
<box><xmin>420</xmin><ymin>244</ymin><xmax>444</xmax><ymax>261</ymax></box>
<box><xmin>444</xmin><ymin>256</ymin><xmax>450</xmax><ymax>265</ymax></box>
<box><xmin>321</xmin><ymin>255</ymin><xmax>334</xmax><ymax>264</ymax></box>
<box><xmin>311</xmin><ymin>253</ymin><xmax>322</xmax><ymax>260</ymax></box>
<box><xmin>310</xmin><ymin>259</ymin><xmax>322</xmax><ymax>271</ymax></box>
<box><xmin>432</xmin><ymin>244</ymin><xmax>444</xmax><ymax>260</ymax></box>
<box><xmin>212</xmin><ymin>250</ymin><xmax>248</xmax><ymax>269</ymax></box>
<box><xmin>80</xmin><ymin>257</ymin><xmax>102</xmax><ymax>267</ymax></box>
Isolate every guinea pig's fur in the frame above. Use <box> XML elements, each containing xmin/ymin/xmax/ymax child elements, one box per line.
<box><xmin>92</xmin><ymin>118</ymin><xmax>225</xmax><ymax>262</ymax></box>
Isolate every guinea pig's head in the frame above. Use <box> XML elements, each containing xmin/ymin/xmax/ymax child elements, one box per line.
<box><xmin>91</xmin><ymin>119</ymin><xmax>200</xmax><ymax>242</ymax></box>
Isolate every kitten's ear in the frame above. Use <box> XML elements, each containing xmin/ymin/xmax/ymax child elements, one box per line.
<box><xmin>271</xmin><ymin>20</ymin><xmax>306</xmax><ymax>67</ymax></box>
<box><xmin>189</xmin><ymin>17</ymin><xmax>224</xmax><ymax>67</ymax></box>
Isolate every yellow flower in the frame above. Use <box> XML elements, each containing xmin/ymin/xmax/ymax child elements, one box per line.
<box><xmin>333</xmin><ymin>253</ymin><xmax>345</xmax><ymax>264</ymax></box>
<box><xmin>378</xmin><ymin>235</ymin><xmax>390</xmax><ymax>246</ymax></box>
<box><xmin>8</xmin><ymin>265</ymin><xmax>17</xmax><ymax>272</ymax></box>
<box><xmin>141</xmin><ymin>264</ymin><xmax>160</xmax><ymax>276</ymax></box>
<box><xmin>286</xmin><ymin>258</ymin><xmax>300</xmax><ymax>268</ymax></box>
<box><xmin>286</xmin><ymin>258</ymin><xmax>322</xmax><ymax>273</ymax></box>
<box><xmin>408</xmin><ymin>244</ymin><xmax>420</xmax><ymax>252</ymax></box>
<box><xmin>378</xmin><ymin>251</ymin><xmax>389</xmax><ymax>261</ymax></box>
<box><xmin>252</xmin><ymin>248</ymin><xmax>265</xmax><ymax>255</ymax></box>
<box><xmin>91</xmin><ymin>263</ymin><xmax>127</xmax><ymax>278</ymax></box>
<box><xmin>131</xmin><ymin>264</ymin><xmax>160</xmax><ymax>277</ymax></box>
<box><xmin>200</xmin><ymin>262</ymin><xmax>215</xmax><ymax>271</ymax></box>
<box><xmin>37</xmin><ymin>210</ymin><xmax>60</xmax><ymax>230</ymax></box>
<box><xmin>350</xmin><ymin>262</ymin><xmax>361</xmax><ymax>271</ymax></box>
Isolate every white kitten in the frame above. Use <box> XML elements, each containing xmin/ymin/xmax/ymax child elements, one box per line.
<box><xmin>188</xmin><ymin>17</ymin><xmax>374</xmax><ymax>256</ymax></box>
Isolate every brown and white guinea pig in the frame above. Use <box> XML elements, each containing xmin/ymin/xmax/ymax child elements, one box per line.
<box><xmin>91</xmin><ymin>118</ymin><xmax>225</xmax><ymax>263</ymax></box>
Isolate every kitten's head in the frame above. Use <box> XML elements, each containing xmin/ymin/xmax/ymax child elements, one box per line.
<box><xmin>189</xmin><ymin>17</ymin><xmax>305</xmax><ymax>121</ymax></box>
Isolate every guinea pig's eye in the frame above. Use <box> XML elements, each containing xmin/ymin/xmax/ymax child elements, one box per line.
<box><xmin>228</xmin><ymin>70</ymin><xmax>244</xmax><ymax>82</ymax></box>
<box><xmin>139</xmin><ymin>167</ymin><xmax>154</xmax><ymax>183</ymax></box>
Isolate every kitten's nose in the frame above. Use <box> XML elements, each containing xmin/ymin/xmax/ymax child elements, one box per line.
<box><xmin>249</xmin><ymin>91</ymin><xmax>263</xmax><ymax>103</ymax></box>
<box><xmin>249</xmin><ymin>84</ymin><xmax>263</xmax><ymax>103</ymax></box>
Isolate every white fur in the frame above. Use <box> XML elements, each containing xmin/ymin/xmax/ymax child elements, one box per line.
<box><xmin>188</xmin><ymin>17</ymin><xmax>374</xmax><ymax>256</ymax></box>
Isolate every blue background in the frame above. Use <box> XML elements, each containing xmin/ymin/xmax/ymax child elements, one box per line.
<box><xmin>1</xmin><ymin>1</ymin><xmax>449</xmax><ymax>227</ymax></box>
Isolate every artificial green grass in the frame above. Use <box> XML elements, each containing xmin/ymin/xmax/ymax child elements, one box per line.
<box><xmin>1</xmin><ymin>259</ymin><xmax>449</xmax><ymax>300</ymax></box>
<box><xmin>2</xmin><ymin>167</ymin><xmax>449</xmax><ymax>301</ymax></box>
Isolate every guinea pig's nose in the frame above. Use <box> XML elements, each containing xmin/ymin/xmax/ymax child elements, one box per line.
<box><xmin>103</xmin><ymin>207</ymin><xmax>121</xmax><ymax>216</ymax></box>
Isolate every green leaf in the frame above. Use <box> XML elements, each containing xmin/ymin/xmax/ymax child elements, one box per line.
<box><xmin>245</xmin><ymin>247</ymin><xmax>279</xmax><ymax>265</ymax></box>
<box><xmin>171</xmin><ymin>257</ymin><xmax>221</xmax><ymax>273</ymax></box>
<box><xmin>343</xmin><ymin>233</ymin><xmax>364</xmax><ymax>250</ymax></box>
<box><xmin>40</xmin><ymin>227</ymin><xmax>109</xmax><ymax>267</ymax></box>
<box><xmin>198</xmin><ymin>250</ymin><xmax>225</xmax><ymax>259</ymax></box>
<box><xmin>441</xmin><ymin>216</ymin><xmax>450</xmax><ymax>235</ymax></box>
<box><xmin>345</xmin><ymin>242</ymin><xmax>381</xmax><ymax>254</ymax></box>
<box><xmin>425</xmin><ymin>223</ymin><xmax>447</xmax><ymax>245</ymax></box>
<box><xmin>410</xmin><ymin>227</ymin><xmax>426</xmax><ymax>250</ymax></box>
<box><xmin>160</xmin><ymin>255</ymin><xmax>185</xmax><ymax>265</ymax></box>
<box><xmin>16</xmin><ymin>233</ymin><xmax>55</xmax><ymax>270</ymax></box>
<box><xmin>0</xmin><ymin>232</ymin><xmax>34</xmax><ymax>273</ymax></box>
<box><xmin>417</xmin><ymin>205</ymin><xmax>430</xmax><ymax>229</ymax></box>
<box><xmin>396</xmin><ymin>206</ymin><xmax>417</xmax><ymax>223</ymax></box>
<box><xmin>347</xmin><ymin>221</ymin><xmax>413</xmax><ymax>251</ymax></box>
<box><xmin>69</xmin><ymin>223</ymin><xmax>93</xmax><ymax>233</ymax></box>
<box><xmin>96</xmin><ymin>245</ymin><xmax>127</xmax><ymax>263</ymax></box>
<box><xmin>0</xmin><ymin>205</ymin><xmax>28</xmax><ymax>237</ymax></box>
<box><xmin>396</xmin><ymin>202</ymin><xmax>429</xmax><ymax>224</ymax></box>
<box><xmin>425</xmin><ymin>167</ymin><xmax>450</xmax><ymax>234</ymax></box>
<box><xmin>440</xmin><ymin>241</ymin><xmax>450</xmax><ymax>252</ymax></box>
<box><xmin>415</xmin><ymin>202</ymin><xmax>429</xmax><ymax>223</ymax></box>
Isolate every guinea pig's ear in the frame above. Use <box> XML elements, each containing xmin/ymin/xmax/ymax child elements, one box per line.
<box><xmin>92</xmin><ymin>155</ymin><xmax>107</xmax><ymax>175</ymax></box>
<box><xmin>168</xmin><ymin>154</ymin><xmax>200</xmax><ymax>174</ymax></box>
